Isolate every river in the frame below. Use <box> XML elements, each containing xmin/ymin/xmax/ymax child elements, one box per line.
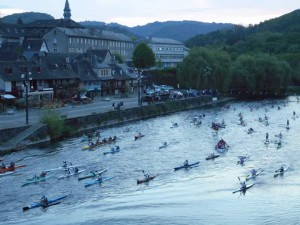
<box><xmin>0</xmin><ymin>96</ymin><xmax>299</xmax><ymax>225</ymax></box>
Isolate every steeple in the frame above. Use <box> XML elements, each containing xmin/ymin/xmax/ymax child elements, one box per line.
<box><xmin>63</xmin><ymin>0</ymin><xmax>71</xmax><ymax>20</ymax></box>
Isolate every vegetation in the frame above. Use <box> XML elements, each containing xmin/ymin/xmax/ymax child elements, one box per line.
<box><xmin>40</xmin><ymin>110</ymin><xmax>67</xmax><ymax>140</ymax></box>
<box><xmin>132</xmin><ymin>43</ymin><xmax>155</xmax><ymax>69</ymax></box>
<box><xmin>181</xmin><ymin>9</ymin><xmax>300</xmax><ymax>97</ymax></box>
<box><xmin>177</xmin><ymin>47</ymin><xmax>231</xmax><ymax>92</ymax></box>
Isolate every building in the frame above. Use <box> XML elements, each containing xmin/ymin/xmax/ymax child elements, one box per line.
<box><xmin>147</xmin><ymin>37</ymin><xmax>189</xmax><ymax>68</ymax></box>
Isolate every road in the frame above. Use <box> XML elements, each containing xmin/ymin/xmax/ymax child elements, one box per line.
<box><xmin>0</xmin><ymin>96</ymin><xmax>139</xmax><ymax>129</ymax></box>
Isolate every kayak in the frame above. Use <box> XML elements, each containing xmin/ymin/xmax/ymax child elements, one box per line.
<box><xmin>134</xmin><ymin>134</ymin><xmax>145</xmax><ymax>140</ymax></box>
<box><xmin>23</xmin><ymin>195</ymin><xmax>68</xmax><ymax>211</ymax></box>
<box><xmin>84</xmin><ymin>177</ymin><xmax>113</xmax><ymax>187</ymax></box>
<box><xmin>78</xmin><ymin>169</ymin><xmax>107</xmax><ymax>181</ymax></box>
<box><xmin>0</xmin><ymin>165</ymin><xmax>27</xmax><ymax>173</ymax></box>
<box><xmin>245</xmin><ymin>169</ymin><xmax>262</xmax><ymax>181</ymax></box>
<box><xmin>43</xmin><ymin>164</ymin><xmax>83</xmax><ymax>172</ymax></box>
<box><xmin>22</xmin><ymin>175</ymin><xmax>52</xmax><ymax>187</ymax></box>
<box><xmin>159</xmin><ymin>143</ymin><xmax>169</xmax><ymax>149</ymax></box>
<box><xmin>103</xmin><ymin>147</ymin><xmax>120</xmax><ymax>155</ymax></box>
<box><xmin>58</xmin><ymin>170</ymin><xmax>85</xmax><ymax>180</ymax></box>
<box><xmin>137</xmin><ymin>175</ymin><xmax>156</xmax><ymax>184</ymax></box>
<box><xmin>174</xmin><ymin>162</ymin><xmax>199</xmax><ymax>171</ymax></box>
<box><xmin>0</xmin><ymin>171</ymin><xmax>15</xmax><ymax>176</ymax></box>
<box><xmin>274</xmin><ymin>167</ymin><xmax>289</xmax><ymax>177</ymax></box>
<box><xmin>206</xmin><ymin>154</ymin><xmax>220</xmax><ymax>160</ymax></box>
<box><xmin>232</xmin><ymin>183</ymin><xmax>255</xmax><ymax>194</ymax></box>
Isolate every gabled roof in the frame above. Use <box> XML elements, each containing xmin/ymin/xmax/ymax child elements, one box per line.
<box><xmin>0</xmin><ymin>23</ymin><xmax>25</xmax><ymax>38</ymax></box>
<box><xmin>109</xmin><ymin>63</ymin><xmax>134</xmax><ymax>80</ymax></box>
<box><xmin>72</xmin><ymin>60</ymin><xmax>99</xmax><ymax>81</ymax></box>
<box><xmin>21</xmin><ymin>39</ymin><xmax>46</xmax><ymax>52</ymax></box>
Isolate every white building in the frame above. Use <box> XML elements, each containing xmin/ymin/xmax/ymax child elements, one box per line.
<box><xmin>147</xmin><ymin>37</ymin><xmax>189</xmax><ymax>68</ymax></box>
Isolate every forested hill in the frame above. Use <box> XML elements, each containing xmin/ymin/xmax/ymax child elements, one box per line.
<box><xmin>81</xmin><ymin>20</ymin><xmax>233</xmax><ymax>42</ymax></box>
<box><xmin>1</xmin><ymin>12</ymin><xmax>54</xmax><ymax>24</ymax></box>
<box><xmin>185</xmin><ymin>9</ymin><xmax>300</xmax><ymax>48</ymax></box>
<box><xmin>128</xmin><ymin>21</ymin><xmax>233</xmax><ymax>42</ymax></box>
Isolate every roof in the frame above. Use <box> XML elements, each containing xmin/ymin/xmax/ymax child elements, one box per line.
<box><xmin>54</xmin><ymin>27</ymin><xmax>132</xmax><ymax>42</ymax></box>
<box><xmin>149</xmin><ymin>37</ymin><xmax>183</xmax><ymax>45</ymax></box>
<box><xmin>0</xmin><ymin>23</ymin><xmax>25</xmax><ymax>38</ymax></box>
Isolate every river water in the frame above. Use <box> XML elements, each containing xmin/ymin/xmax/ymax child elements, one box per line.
<box><xmin>1</xmin><ymin>96</ymin><xmax>299</xmax><ymax>225</ymax></box>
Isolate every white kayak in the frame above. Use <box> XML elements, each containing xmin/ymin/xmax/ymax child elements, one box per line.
<box><xmin>245</xmin><ymin>169</ymin><xmax>262</xmax><ymax>181</ymax></box>
<box><xmin>274</xmin><ymin>167</ymin><xmax>289</xmax><ymax>177</ymax></box>
<box><xmin>232</xmin><ymin>183</ymin><xmax>255</xmax><ymax>194</ymax></box>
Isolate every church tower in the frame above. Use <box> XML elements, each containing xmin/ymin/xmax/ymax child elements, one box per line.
<box><xmin>63</xmin><ymin>0</ymin><xmax>71</xmax><ymax>20</ymax></box>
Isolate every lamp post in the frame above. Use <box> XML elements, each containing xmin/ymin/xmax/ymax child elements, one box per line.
<box><xmin>135</xmin><ymin>69</ymin><xmax>143</xmax><ymax>107</ymax></box>
<box><xmin>21</xmin><ymin>70</ymin><xmax>32</xmax><ymax>125</ymax></box>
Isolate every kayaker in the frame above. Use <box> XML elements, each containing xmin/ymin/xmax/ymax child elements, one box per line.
<box><xmin>40</xmin><ymin>196</ymin><xmax>49</xmax><ymax>206</ymax></box>
<box><xmin>240</xmin><ymin>181</ymin><xmax>247</xmax><ymax>190</ymax></box>
<box><xmin>74</xmin><ymin>167</ymin><xmax>79</xmax><ymax>174</ymax></box>
<box><xmin>1</xmin><ymin>163</ymin><xmax>6</xmax><ymax>169</ymax></box>
<box><xmin>142</xmin><ymin>170</ymin><xmax>150</xmax><ymax>179</ymax></box>
<box><xmin>9</xmin><ymin>161</ymin><xmax>15</xmax><ymax>168</ymax></box>
<box><xmin>62</xmin><ymin>161</ymin><xmax>68</xmax><ymax>168</ymax></box>
<box><xmin>97</xmin><ymin>175</ymin><xmax>103</xmax><ymax>182</ymax></box>
<box><xmin>183</xmin><ymin>160</ymin><xmax>189</xmax><ymax>166</ymax></box>
<box><xmin>279</xmin><ymin>166</ymin><xmax>284</xmax><ymax>173</ymax></box>
<box><xmin>251</xmin><ymin>169</ymin><xmax>257</xmax><ymax>176</ymax></box>
<box><xmin>39</xmin><ymin>171</ymin><xmax>47</xmax><ymax>178</ymax></box>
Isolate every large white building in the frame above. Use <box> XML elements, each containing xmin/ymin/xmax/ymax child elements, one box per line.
<box><xmin>147</xmin><ymin>37</ymin><xmax>189</xmax><ymax>68</ymax></box>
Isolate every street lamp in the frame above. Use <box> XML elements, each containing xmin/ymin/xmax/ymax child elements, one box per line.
<box><xmin>135</xmin><ymin>69</ymin><xmax>143</xmax><ymax>107</ymax></box>
<box><xmin>21</xmin><ymin>70</ymin><xmax>32</xmax><ymax>125</ymax></box>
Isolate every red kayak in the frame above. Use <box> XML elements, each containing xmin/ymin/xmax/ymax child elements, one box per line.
<box><xmin>0</xmin><ymin>165</ymin><xmax>27</xmax><ymax>173</ymax></box>
<box><xmin>137</xmin><ymin>175</ymin><xmax>156</xmax><ymax>184</ymax></box>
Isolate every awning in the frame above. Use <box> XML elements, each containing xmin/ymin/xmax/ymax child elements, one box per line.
<box><xmin>1</xmin><ymin>94</ymin><xmax>16</xmax><ymax>99</ymax></box>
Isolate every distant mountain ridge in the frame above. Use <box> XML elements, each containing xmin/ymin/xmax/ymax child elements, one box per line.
<box><xmin>1</xmin><ymin>12</ymin><xmax>233</xmax><ymax>42</ymax></box>
<box><xmin>81</xmin><ymin>20</ymin><xmax>234</xmax><ymax>42</ymax></box>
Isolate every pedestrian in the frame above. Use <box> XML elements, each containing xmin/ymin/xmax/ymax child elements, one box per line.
<box><xmin>112</xmin><ymin>102</ymin><xmax>115</xmax><ymax>107</ymax></box>
<box><xmin>287</xmin><ymin>119</ymin><xmax>289</xmax><ymax>126</ymax></box>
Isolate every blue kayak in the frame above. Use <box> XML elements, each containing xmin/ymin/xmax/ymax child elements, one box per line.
<box><xmin>23</xmin><ymin>195</ymin><xmax>68</xmax><ymax>211</ymax></box>
<box><xmin>174</xmin><ymin>162</ymin><xmax>199</xmax><ymax>171</ymax></box>
<box><xmin>84</xmin><ymin>177</ymin><xmax>113</xmax><ymax>187</ymax></box>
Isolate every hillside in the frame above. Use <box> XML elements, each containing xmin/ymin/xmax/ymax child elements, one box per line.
<box><xmin>186</xmin><ymin>9</ymin><xmax>300</xmax><ymax>47</ymax></box>
<box><xmin>1</xmin><ymin>12</ymin><xmax>54</xmax><ymax>24</ymax></box>
<box><xmin>128</xmin><ymin>21</ymin><xmax>233</xmax><ymax>42</ymax></box>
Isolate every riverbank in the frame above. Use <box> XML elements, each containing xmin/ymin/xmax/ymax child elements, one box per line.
<box><xmin>0</xmin><ymin>96</ymin><xmax>234</xmax><ymax>155</ymax></box>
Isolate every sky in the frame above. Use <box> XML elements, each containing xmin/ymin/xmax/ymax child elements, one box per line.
<box><xmin>0</xmin><ymin>0</ymin><xmax>299</xmax><ymax>27</ymax></box>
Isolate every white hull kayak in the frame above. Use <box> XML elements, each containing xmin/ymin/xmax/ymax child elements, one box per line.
<box><xmin>232</xmin><ymin>183</ymin><xmax>255</xmax><ymax>194</ymax></box>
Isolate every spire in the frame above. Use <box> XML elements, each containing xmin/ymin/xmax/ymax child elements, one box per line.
<box><xmin>63</xmin><ymin>0</ymin><xmax>71</xmax><ymax>20</ymax></box>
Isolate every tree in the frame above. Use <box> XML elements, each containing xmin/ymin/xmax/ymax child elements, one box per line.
<box><xmin>177</xmin><ymin>47</ymin><xmax>231</xmax><ymax>93</ymax></box>
<box><xmin>231</xmin><ymin>53</ymin><xmax>292</xmax><ymax>94</ymax></box>
<box><xmin>132</xmin><ymin>42</ymin><xmax>155</xmax><ymax>68</ymax></box>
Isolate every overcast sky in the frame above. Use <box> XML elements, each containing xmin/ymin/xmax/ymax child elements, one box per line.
<box><xmin>0</xmin><ymin>0</ymin><xmax>299</xmax><ymax>27</ymax></box>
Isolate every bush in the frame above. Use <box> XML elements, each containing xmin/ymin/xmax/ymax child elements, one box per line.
<box><xmin>40</xmin><ymin>110</ymin><xmax>65</xmax><ymax>139</ymax></box>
